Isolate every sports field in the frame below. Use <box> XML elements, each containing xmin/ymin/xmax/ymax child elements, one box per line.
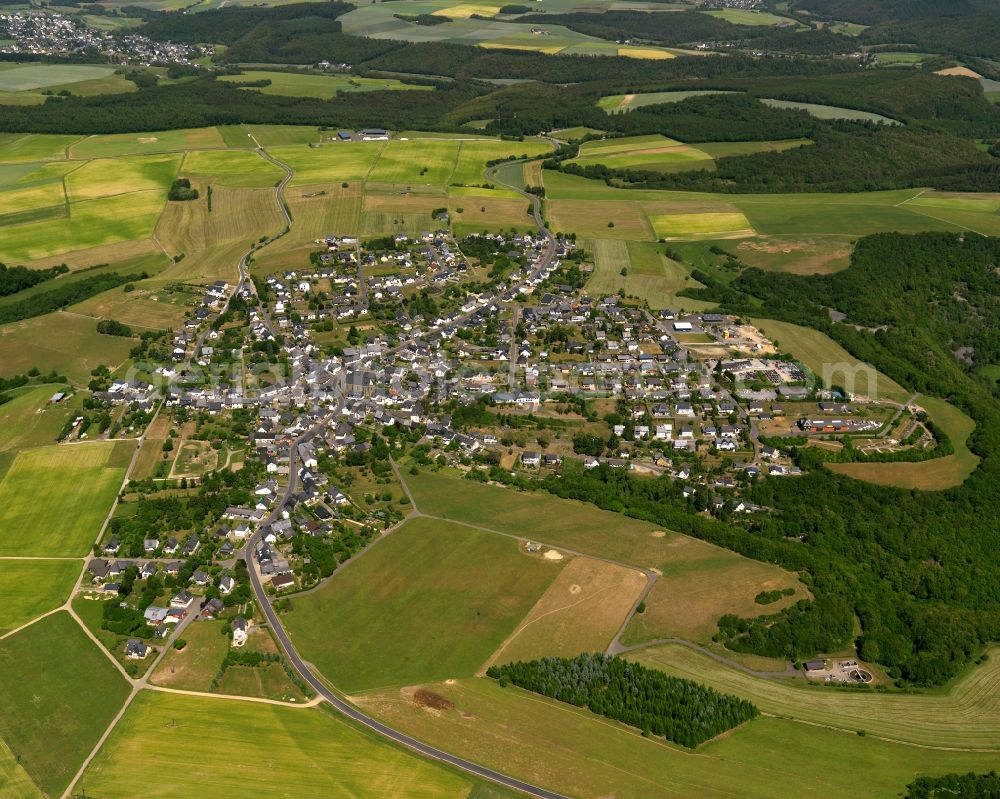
<box><xmin>827</xmin><ymin>394</ymin><xmax>980</xmax><ymax>489</ymax></box>
<box><xmin>0</xmin><ymin>441</ymin><xmax>128</xmax><ymax>556</ymax></box>
<box><xmin>632</xmin><ymin>642</ymin><xmax>1000</xmax><ymax>749</ymax></box>
<box><xmin>81</xmin><ymin>691</ymin><xmax>485</xmax><ymax>799</ymax></box>
<box><xmin>358</xmin><ymin>677</ymin><xmax>1000</xmax><ymax>799</ymax></box>
<box><xmin>284</xmin><ymin>516</ymin><xmax>562</xmax><ymax>693</ymax></box>
<box><xmin>749</xmin><ymin>317</ymin><xmax>910</xmax><ymax>402</ymax></box>
<box><xmin>486</xmin><ymin>557</ymin><xmax>647</xmax><ymax>667</ymax></box>
<box><xmin>0</xmin><ymin>559</ymin><xmax>80</xmax><ymax>633</ymax></box>
<box><xmin>220</xmin><ymin>69</ymin><xmax>433</xmax><ymax>98</ymax></box>
<box><xmin>0</xmin><ymin>611</ymin><xmax>131</xmax><ymax>798</ymax></box>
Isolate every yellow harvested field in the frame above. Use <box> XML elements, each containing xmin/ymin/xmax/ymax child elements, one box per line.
<box><xmin>935</xmin><ymin>66</ymin><xmax>982</xmax><ymax>78</ymax></box>
<box><xmin>480</xmin><ymin>42</ymin><xmax>566</xmax><ymax>54</ymax></box>
<box><xmin>0</xmin><ymin>181</ymin><xmax>65</xmax><ymax>215</ymax></box>
<box><xmin>618</xmin><ymin>47</ymin><xmax>675</xmax><ymax>59</ymax></box>
<box><xmin>486</xmin><ymin>556</ymin><xmax>648</xmax><ymax>667</ymax></box>
<box><xmin>253</xmin><ymin>183</ymin><xmax>361</xmax><ymax>273</ymax></box>
<box><xmin>650</xmin><ymin>211</ymin><xmax>754</xmax><ymax>239</ymax></box>
<box><xmin>433</xmin><ymin>3</ymin><xmax>503</xmax><ymax>17</ymax></box>
<box><xmin>23</xmin><ymin>238</ymin><xmax>162</xmax><ymax>271</ymax></box>
<box><xmin>156</xmin><ymin>183</ymin><xmax>282</xmax><ymax>283</ymax></box>
<box><xmin>546</xmin><ymin>199</ymin><xmax>655</xmax><ymax>240</ymax></box>
<box><xmin>632</xmin><ymin>642</ymin><xmax>1000</xmax><ymax>749</ymax></box>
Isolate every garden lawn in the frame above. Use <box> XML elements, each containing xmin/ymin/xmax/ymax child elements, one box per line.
<box><xmin>0</xmin><ymin>559</ymin><xmax>80</xmax><ymax>632</ymax></box>
<box><xmin>284</xmin><ymin>516</ymin><xmax>562</xmax><ymax>692</ymax></box>
<box><xmin>81</xmin><ymin>691</ymin><xmax>482</xmax><ymax>799</ymax></box>
<box><xmin>0</xmin><ymin>611</ymin><xmax>130</xmax><ymax>798</ymax></box>
<box><xmin>0</xmin><ymin>441</ymin><xmax>127</xmax><ymax>556</ymax></box>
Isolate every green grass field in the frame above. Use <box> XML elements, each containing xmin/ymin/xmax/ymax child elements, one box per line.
<box><xmin>749</xmin><ymin>317</ymin><xmax>910</xmax><ymax>402</ymax></box>
<box><xmin>632</xmin><ymin>642</ymin><xmax>1000</xmax><ymax>749</ymax></box>
<box><xmin>597</xmin><ymin>90</ymin><xmax>734</xmax><ymax>113</ymax></box>
<box><xmin>450</xmin><ymin>138</ymin><xmax>553</xmax><ymax>185</ymax></box>
<box><xmin>0</xmin><ymin>611</ymin><xmax>131</xmax><ymax>798</ymax></box>
<box><xmin>0</xmin><ymin>189</ymin><xmax>166</xmax><ymax>262</ymax></box>
<box><xmin>0</xmin><ymin>559</ymin><xmax>80</xmax><ymax>633</ymax></box>
<box><xmin>271</xmin><ymin>142</ymin><xmax>384</xmax><ymax>185</ymax></box>
<box><xmin>0</xmin><ymin>64</ymin><xmax>117</xmax><ymax>92</ymax></box>
<box><xmin>359</xmin><ymin>676</ymin><xmax>1000</xmax><ymax>799</ymax></box>
<box><xmin>0</xmin><ymin>133</ymin><xmax>82</xmax><ymax>163</ymax></box>
<box><xmin>68</xmin><ymin>127</ymin><xmax>227</xmax><ymax>159</ymax></box>
<box><xmin>691</xmin><ymin>139</ymin><xmax>812</xmax><ymax>158</ymax></box>
<box><xmin>81</xmin><ymin>691</ymin><xmax>489</xmax><ymax>799</ymax></box>
<box><xmin>284</xmin><ymin>516</ymin><xmax>562</xmax><ymax>693</ymax></box>
<box><xmin>368</xmin><ymin>139</ymin><xmax>461</xmax><ymax>185</ymax></box>
<box><xmin>182</xmin><ymin>148</ymin><xmax>284</xmax><ymax>187</ymax></box>
<box><xmin>401</xmin><ymin>469</ymin><xmax>804</xmax><ymax>643</ymax></box>
<box><xmin>64</xmin><ymin>153</ymin><xmax>180</xmax><ymax>201</ymax></box>
<box><xmin>220</xmin><ymin>69</ymin><xmax>433</xmax><ymax>98</ymax></box>
<box><xmin>0</xmin><ymin>312</ymin><xmax>136</xmax><ymax>383</ymax></box>
<box><xmin>0</xmin><ymin>738</ymin><xmax>44</xmax><ymax>799</ymax></box>
<box><xmin>827</xmin><ymin>394</ymin><xmax>980</xmax><ymax>489</ymax></box>
<box><xmin>704</xmin><ymin>8</ymin><xmax>796</xmax><ymax>25</ymax></box>
<box><xmin>760</xmin><ymin>98</ymin><xmax>900</xmax><ymax>124</ymax></box>
<box><xmin>570</xmin><ymin>135</ymin><xmax>714</xmax><ymax>174</ymax></box>
<box><xmin>0</xmin><ymin>442</ymin><xmax>128</xmax><ymax>556</ymax></box>
<box><xmin>650</xmin><ymin>210</ymin><xmax>754</xmax><ymax>239</ymax></box>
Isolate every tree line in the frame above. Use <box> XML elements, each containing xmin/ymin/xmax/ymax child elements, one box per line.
<box><xmin>487</xmin><ymin>653</ymin><xmax>759</xmax><ymax>747</ymax></box>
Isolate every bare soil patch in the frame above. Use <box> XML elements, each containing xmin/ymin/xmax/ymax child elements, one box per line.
<box><xmin>413</xmin><ymin>689</ymin><xmax>455</xmax><ymax>711</ymax></box>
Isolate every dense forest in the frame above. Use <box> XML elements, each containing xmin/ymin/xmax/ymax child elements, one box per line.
<box><xmin>487</xmin><ymin>653</ymin><xmax>759</xmax><ymax>747</ymax></box>
<box><xmin>554</xmin><ymin>123</ymin><xmax>1000</xmax><ymax>194</ymax></box>
<box><xmin>542</xmin><ymin>232</ymin><xmax>1000</xmax><ymax>687</ymax></box>
<box><xmin>0</xmin><ymin>270</ymin><xmax>147</xmax><ymax>325</ymax></box>
<box><xmin>904</xmin><ymin>771</ymin><xmax>1000</xmax><ymax>799</ymax></box>
<box><xmin>0</xmin><ymin>262</ymin><xmax>68</xmax><ymax>297</ymax></box>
